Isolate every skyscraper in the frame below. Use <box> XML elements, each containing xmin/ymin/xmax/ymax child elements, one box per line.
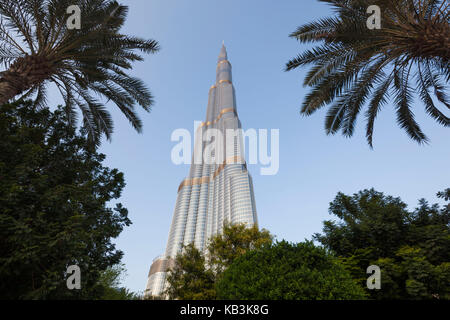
<box><xmin>145</xmin><ymin>44</ymin><xmax>258</xmax><ymax>297</ymax></box>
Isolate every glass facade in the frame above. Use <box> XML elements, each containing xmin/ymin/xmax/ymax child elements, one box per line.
<box><xmin>145</xmin><ymin>44</ymin><xmax>258</xmax><ymax>297</ymax></box>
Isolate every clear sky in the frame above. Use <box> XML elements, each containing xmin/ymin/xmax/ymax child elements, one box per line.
<box><xmin>63</xmin><ymin>0</ymin><xmax>450</xmax><ymax>293</ymax></box>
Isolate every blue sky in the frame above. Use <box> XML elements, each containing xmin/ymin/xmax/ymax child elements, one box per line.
<box><xmin>60</xmin><ymin>0</ymin><xmax>450</xmax><ymax>293</ymax></box>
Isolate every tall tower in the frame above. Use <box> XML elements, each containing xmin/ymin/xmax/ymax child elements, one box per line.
<box><xmin>145</xmin><ymin>44</ymin><xmax>258</xmax><ymax>297</ymax></box>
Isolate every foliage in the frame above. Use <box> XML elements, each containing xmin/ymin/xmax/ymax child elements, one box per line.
<box><xmin>165</xmin><ymin>244</ymin><xmax>216</xmax><ymax>300</ymax></box>
<box><xmin>164</xmin><ymin>223</ymin><xmax>273</xmax><ymax>300</ymax></box>
<box><xmin>97</xmin><ymin>264</ymin><xmax>141</xmax><ymax>300</ymax></box>
<box><xmin>216</xmin><ymin>240</ymin><xmax>367</xmax><ymax>300</ymax></box>
<box><xmin>286</xmin><ymin>0</ymin><xmax>449</xmax><ymax>147</ymax></box>
<box><xmin>0</xmin><ymin>100</ymin><xmax>131</xmax><ymax>299</ymax></box>
<box><xmin>0</xmin><ymin>0</ymin><xmax>159</xmax><ymax>145</ymax></box>
<box><xmin>314</xmin><ymin>188</ymin><xmax>450</xmax><ymax>299</ymax></box>
<box><xmin>207</xmin><ymin>223</ymin><xmax>273</xmax><ymax>274</ymax></box>
<box><xmin>437</xmin><ymin>188</ymin><xmax>450</xmax><ymax>201</ymax></box>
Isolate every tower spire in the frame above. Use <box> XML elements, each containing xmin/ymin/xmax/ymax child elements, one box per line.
<box><xmin>216</xmin><ymin>42</ymin><xmax>231</xmax><ymax>85</ymax></box>
<box><xmin>218</xmin><ymin>42</ymin><xmax>227</xmax><ymax>62</ymax></box>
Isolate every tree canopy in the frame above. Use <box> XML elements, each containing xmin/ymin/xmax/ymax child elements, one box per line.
<box><xmin>97</xmin><ymin>264</ymin><xmax>141</xmax><ymax>300</ymax></box>
<box><xmin>164</xmin><ymin>223</ymin><xmax>273</xmax><ymax>300</ymax></box>
<box><xmin>0</xmin><ymin>100</ymin><xmax>131</xmax><ymax>299</ymax></box>
<box><xmin>314</xmin><ymin>188</ymin><xmax>450</xmax><ymax>299</ymax></box>
<box><xmin>164</xmin><ymin>243</ymin><xmax>216</xmax><ymax>300</ymax></box>
<box><xmin>216</xmin><ymin>241</ymin><xmax>367</xmax><ymax>300</ymax></box>
<box><xmin>207</xmin><ymin>223</ymin><xmax>273</xmax><ymax>274</ymax></box>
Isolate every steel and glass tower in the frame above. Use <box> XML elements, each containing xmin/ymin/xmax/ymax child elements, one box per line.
<box><xmin>145</xmin><ymin>44</ymin><xmax>258</xmax><ymax>297</ymax></box>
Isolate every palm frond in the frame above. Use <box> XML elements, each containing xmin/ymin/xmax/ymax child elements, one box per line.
<box><xmin>416</xmin><ymin>65</ymin><xmax>450</xmax><ymax>126</ymax></box>
<box><xmin>394</xmin><ymin>65</ymin><xmax>428</xmax><ymax>143</ymax></box>
<box><xmin>0</xmin><ymin>0</ymin><xmax>160</xmax><ymax>145</ymax></box>
<box><xmin>287</xmin><ymin>0</ymin><xmax>449</xmax><ymax>146</ymax></box>
<box><xmin>365</xmin><ymin>75</ymin><xmax>393</xmax><ymax>147</ymax></box>
<box><xmin>289</xmin><ymin>17</ymin><xmax>340</xmax><ymax>43</ymax></box>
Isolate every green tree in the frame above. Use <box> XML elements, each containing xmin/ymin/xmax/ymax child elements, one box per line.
<box><xmin>216</xmin><ymin>241</ymin><xmax>367</xmax><ymax>300</ymax></box>
<box><xmin>314</xmin><ymin>188</ymin><xmax>450</xmax><ymax>299</ymax></box>
<box><xmin>97</xmin><ymin>264</ymin><xmax>140</xmax><ymax>300</ymax></box>
<box><xmin>286</xmin><ymin>0</ymin><xmax>449</xmax><ymax>147</ymax></box>
<box><xmin>0</xmin><ymin>100</ymin><xmax>131</xmax><ymax>299</ymax></box>
<box><xmin>0</xmin><ymin>0</ymin><xmax>159</xmax><ymax>144</ymax></box>
<box><xmin>207</xmin><ymin>223</ymin><xmax>273</xmax><ymax>274</ymax></box>
<box><xmin>165</xmin><ymin>244</ymin><xmax>216</xmax><ymax>300</ymax></box>
<box><xmin>164</xmin><ymin>223</ymin><xmax>273</xmax><ymax>300</ymax></box>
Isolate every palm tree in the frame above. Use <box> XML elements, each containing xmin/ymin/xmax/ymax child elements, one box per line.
<box><xmin>286</xmin><ymin>0</ymin><xmax>449</xmax><ymax>147</ymax></box>
<box><xmin>0</xmin><ymin>0</ymin><xmax>159</xmax><ymax>144</ymax></box>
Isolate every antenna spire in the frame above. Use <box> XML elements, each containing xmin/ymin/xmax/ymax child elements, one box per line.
<box><xmin>218</xmin><ymin>42</ymin><xmax>227</xmax><ymax>61</ymax></box>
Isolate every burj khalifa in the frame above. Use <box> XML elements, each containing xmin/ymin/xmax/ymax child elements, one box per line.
<box><xmin>145</xmin><ymin>44</ymin><xmax>258</xmax><ymax>297</ymax></box>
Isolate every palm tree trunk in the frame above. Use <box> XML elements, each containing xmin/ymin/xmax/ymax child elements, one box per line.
<box><xmin>0</xmin><ymin>55</ymin><xmax>53</xmax><ymax>105</ymax></box>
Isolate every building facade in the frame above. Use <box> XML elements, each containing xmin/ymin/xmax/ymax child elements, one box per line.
<box><xmin>145</xmin><ymin>44</ymin><xmax>258</xmax><ymax>297</ymax></box>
